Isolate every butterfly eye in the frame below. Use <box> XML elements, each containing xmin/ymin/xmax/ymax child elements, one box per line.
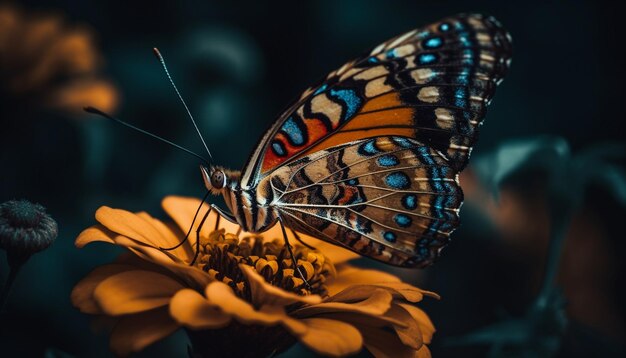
<box><xmin>211</xmin><ymin>170</ymin><xmax>226</xmax><ymax>189</ymax></box>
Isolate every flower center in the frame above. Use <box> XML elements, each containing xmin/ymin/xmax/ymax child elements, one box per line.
<box><xmin>197</xmin><ymin>229</ymin><xmax>334</xmax><ymax>299</ymax></box>
<box><xmin>1</xmin><ymin>200</ymin><xmax>43</xmax><ymax>228</ymax></box>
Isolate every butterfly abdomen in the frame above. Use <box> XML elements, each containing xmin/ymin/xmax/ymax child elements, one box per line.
<box><xmin>226</xmin><ymin>181</ymin><xmax>279</xmax><ymax>233</ymax></box>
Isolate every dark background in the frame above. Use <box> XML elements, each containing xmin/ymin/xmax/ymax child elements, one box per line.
<box><xmin>1</xmin><ymin>0</ymin><xmax>624</xmax><ymax>357</ymax></box>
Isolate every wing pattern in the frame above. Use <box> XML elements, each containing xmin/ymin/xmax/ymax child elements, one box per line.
<box><xmin>264</xmin><ymin>136</ymin><xmax>462</xmax><ymax>267</ymax></box>
<box><xmin>242</xmin><ymin>13</ymin><xmax>512</xmax><ymax>187</ymax></box>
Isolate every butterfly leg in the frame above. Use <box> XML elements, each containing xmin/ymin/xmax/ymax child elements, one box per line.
<box><xmin>290</xmin><ymin>229</ymin><xmax>316</xmax><ymax>250</ymax></box>
<box><xmin>279</xmin><ymin>220</ymin><xmax>311</xmax><ymax>291</ymax></box>
<box><xmin>214</xmin><ymin>211</ymin><xmax>221</xmax><ymax>230</ymax></box>
<box><xmin>210</xmin><ymin>204</ymin><xmax>238</xmax><ymax>224</ymax></box>
<box><xmin>160</xmin><ymin>191</ymin><xmax>210</xmax><ymax>251</ymax></box>
<box><xmin>190</xmin><ymin>205</ymin><xmax>212</xmax><ymax>266</ymax></box>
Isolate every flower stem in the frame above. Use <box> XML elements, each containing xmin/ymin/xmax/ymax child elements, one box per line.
<box><xmin>0</xmin><ymin>260</ymin><xmax>22</xmax><ymax>313</ymax></box>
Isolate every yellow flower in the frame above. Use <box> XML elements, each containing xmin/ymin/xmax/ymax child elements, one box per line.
<box><xmin>0</xmin><ymin>4</ymin><xmax>118</xmax><ymax>116</ymax></box>
<box><xmin>72</xmin><ymin>196</ymin><xmax>437</xmax><ymax>357</ymax></box>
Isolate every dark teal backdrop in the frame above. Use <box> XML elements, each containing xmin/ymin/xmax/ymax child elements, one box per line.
<box><xmin>1</xmin><ymin>0</ymin><xmax>624</xmax><ymax>357</ymax></box>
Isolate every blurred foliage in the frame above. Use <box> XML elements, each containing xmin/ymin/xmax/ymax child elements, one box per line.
<box><xmin>0</xmin><ymin>4</ymin><xmax>118</xmax><ymax>115</ymax></box>
<box><xmin>473</xmin><ymin>137</ymin><xmax>626</xmax><ymax>209</ymax></box>
<box><xmin>1</xmin><ymin>0</ymin><xmax>625</xmax><ymax>357</ymax></box>
<box><xmin>449</xmin><ymin>137</ymin><xmax>626</xmax><ymax>357</ymax></box>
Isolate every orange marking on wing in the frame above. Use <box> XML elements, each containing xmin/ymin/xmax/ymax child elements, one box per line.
<box><xmin>261</xmin><ymin>133</ymin><xmax>286</xmax><ymax>172</ymax></box>
<box><xmin>261</xmin><ymin>107</ymin><xmax>414</xmax><ymax>172</ymax></box>
<box><xmin>360</xmin><ymin>93</ymin><xmax>402</xmax><ymax>113</ymax></box>
<box><xmin>305</xmin><ymin>117</ymin><xmax>332</xmax><ymax>138</ymax></box>
<box><xmin>338</xmin><ymin>186</ymin><xmax>359</xmax><ymax>205</ymax></box>
<box><xmin>303</xmin><ymin>128</ymin><xmax>414</xmax><ymax>155</ymax></box>
<box><xmin>261</xmin><ymin>118</ymin><xmax>333</xmax><ymax>173</ymax></box>
<box><xmin>341</xmin><ymin>108</ymin><xmax>414</xmax><ymax>131</ymax></box>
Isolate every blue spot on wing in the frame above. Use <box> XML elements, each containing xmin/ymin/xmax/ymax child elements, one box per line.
<box><xmin>280</xmin><ymin>117</ymin><xmax>305</xmax><ymax>145</ymax></box>
<box><xmin>385</xmin><ymin>172</ymin><xmax>410</xmax><ymax>190</ymax></box>
<box><xmin>462</xmin><ymin>49</ymin><xmax>475</xmax><ymax>65</ymax></box>
<box><xmin>458</xmin><ymin>33</ymin><xmax>472</xmax><ymax>47</ymax></box>
<box><xmin>358</xmin><ymin>140</ymin><xmax>379</xmax><ymax>156</ymax></box>
<box><xmin>394</xmin><ymin>214</ymin><xmax>412</xmax><ymax>228</ymax></box>
<box><xmin>424</xmin><ymin>37</ymin><xmax>443</xmax><ymax>49</ymax></box>
<box><xmin>377</xmin><ymin>155</ymin><xmax>399</xmax><ymax>167</ymax></box>
<box><xmin>455</xmin><ymin>88</ymin><xmax>467</xmax><ymax>107</ymax></box>
<box><xmin>386</xmin><ymin>49</ymin><xmax>397</xmax><ymax>59</ymax></box>
<box><xmin>392</xmin><ymin>137</ymin><xmax>414</xmax><ymax>148</ymax></box>
<box><xmin>329</xmin><ymin>88</ymin><xmax>362</xmax><ymax>121</ymax></box>
<box><xmin>419</xmin><ymin>53</ymin><xmax>437</xmax><ymax>65</ymax></box>
<box><xmin>443</xmin><ymin>179</ymin><xmax>459</xmax><ymax>208</ymax></box>
<box><xmin>402</xmin><ymin>194</ymin><xmax>417</xmax><ymax>209</ymax></box>
<box><xmin>271</xmin><ymin>141</ymin><xmax>286</xmax><ymax>157</ymax></box>
<box><xmin>383</xmin><ymin>231</ymin><xmax>397</xmax><ymax>243</ymax></box>
<box><xmin>439</xmin><ymin>23</ymin><xmax>450</xmax><ymax>32</ymax></box>
<box><xmin>368</xmin><ymin>57</ymin><xmax>379</xmax><ymax>64</ymax></box>
<box><xmin>416</xmin><ymin>146</ymin><xmax>452</xmax><ymax>195</ymax></box>
<box><xmin>457</xmin><ymin>69</ymin><xmax>470</xmax><ymax>85</ymax></box>
<box><xmin>416</xmin><ymin>147</ymin><xmax>435</xmax><ymax>165</ymax></box>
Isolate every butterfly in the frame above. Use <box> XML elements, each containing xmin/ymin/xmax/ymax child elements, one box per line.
<box><xmin>195</xmin><ymin>13</ymin><xmax>513</xmax><ymax>268</ymax></box>
<box><xmin>89</xmin><ymin>13</ymin><xmax>512</xmax><ymax>269</ymax></box>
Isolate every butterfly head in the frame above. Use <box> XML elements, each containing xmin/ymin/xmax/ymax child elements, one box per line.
<box><xmin>200</xmin><ymin>165</ymin><xmax>227</xmax><ymax>194</ymax></box>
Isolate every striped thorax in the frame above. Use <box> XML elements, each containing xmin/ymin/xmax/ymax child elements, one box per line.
<box><xmin>200</xmin><ymin>165</ymin><xmax>278</xmax><ymax>233</ymax></box>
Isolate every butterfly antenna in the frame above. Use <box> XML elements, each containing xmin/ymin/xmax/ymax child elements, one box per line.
<box><xmin>84</xmin><ymin>106</ymin><xmax>210</xmax><ymax>165</ymax></box>
<box><xmin>152</xmin><ymin>48</ymin><xmax>213</xmax><ymax>162</ymax></box>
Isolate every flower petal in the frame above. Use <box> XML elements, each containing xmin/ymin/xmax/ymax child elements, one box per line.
<box><xmin>361</xmin><ymin>325</ymin><xmax>421</xmax><ymax>358</ymax></box>
<box><xmin>417</xmin><ymin>345</ymin><xmax>432</xmax><ymax>358</ymax></box>
<box><xmin>204</xmin><ymin>281</ymin><xmax>293</xmax><ymax>326</ymax></box>
<box><xmin>136</xmin><ymin>212</ymin><xmax>194</xmax><ymax>262</ymax></box>
<box><xmin>304</xmin><ymin>312</ymin><xmax>409</xmax><ymax>337</ymax></box>
<box><xmin>162</xmin><ymin>196</ymin><xmax>240</xmax><ymax>237</ymax></box>
<box><xmin>398</xmin><ymin>304</ymin><xmax>435</xmax><ymax>344</ymax></box>
<box><xmin>384</xmin><ymin>304</ymin><xmax>423</xmax><ymax>349</ymax></box>
<box><xmin>108</xmin><ymin>235</ymin><xmax>213</xmax><ymax>290</ymax></box>
<box><xmin>75</xmin><ymin>225</ymin><xmax>116</xmax><ymax>248</ymax></box>
<box><xmin>109</xmin><ymin>307</ymin><xmax>179</xmax><ymax>356</ymax></box>
<box><xmin>95</xmin><ymin>206</ymin><xmax>173</xmax><ymax>249</ymax></box>
<box><xmin>329</xmin><ymin>282</ymin><xmax>438</xmax><ymax>304</ymax></box>
<box><xmin>327</xmin><ymin>266</ymin><xmax>401</xmax><ymax>295</ymax></box>
<box><xmin>293</xmin><ymin>289</ymin><xmax>393</xmax><ymax>318</ymax></box>
<box><xmin>239</xmin><ymin>264</ymin><xmax>321</xmax><ymax>307</ymax></box>
<box><xmin>298</xmin><ymin>318</ymin><xmax>363</xmax><ymax>357</ymax></box>
<box><xmin>306</xmin><ymin>240</ymin><xmax>360</xmax><ymax>265</ymax></box>
<box><xmin>71</xmin><ymin>263</ymin><xmax>136</xmax><ymax>314</ymax></box>
<box><xmin>169</xmin><ymin>289</ymin><xmax>231</xmax><ymax>329</ymax></box>
<box><xmin>94</xmin><ymin>270</ymin><xmax>184</xmax><ymax>315</ymax></box>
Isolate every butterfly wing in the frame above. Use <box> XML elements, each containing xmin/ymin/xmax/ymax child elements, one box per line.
<box><xmin>265</xmin><ymin>136</ymin><xmax>462</xmax><ymax>267</ymax></box>
<box><xmin>241</xmin><ymin>13</ymin><xmax>512</xmax><ymax>188</ymax></box>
